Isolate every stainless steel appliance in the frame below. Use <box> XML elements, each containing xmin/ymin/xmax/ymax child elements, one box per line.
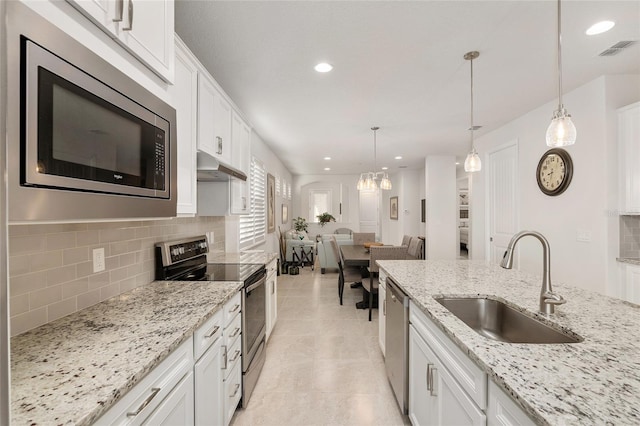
<box><xmin>386</xmin><ymin>277</ymin><xmax>409</xmax><ymax>414</ymax></box>
<box><xmin>155</xmin><ymin>236</ymin><xmax>267</xmax><ymax>408</ymax></box>
<box><xmin>6</xmin><ymin>2</ymin><xmax>177</xmax><ymax>222</ymax></box>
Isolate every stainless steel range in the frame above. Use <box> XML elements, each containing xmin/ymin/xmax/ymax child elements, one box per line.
<box><xmin>155</xmin><ymin>236</ymin><xmax>267</xmax><ymax>408</ymax></box>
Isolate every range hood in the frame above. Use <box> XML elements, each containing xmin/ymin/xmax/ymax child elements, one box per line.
<box><xmin>196</xmin><ymin>151</ymin><xmax>247</xmax><ymax>182</ymax></box>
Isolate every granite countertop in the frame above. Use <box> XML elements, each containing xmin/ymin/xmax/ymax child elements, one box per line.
<box><xmin>378</xmin><ymin>260</ymin><xmax>640</xmax><ymax>425</ymax></box>
<box><xmin>10</xmin><ymin>279</ymin><xmax>243</xmax><ymax>425</ymax></box>
<box><xmin>617</xmin><ymin>257</ymin><xmax>640</xmax><ymax>265</ymax></box>
<box><xmin>207</xmin><ymin>251</ymin><xmax>278</xmax><ymax>265</ymax></box>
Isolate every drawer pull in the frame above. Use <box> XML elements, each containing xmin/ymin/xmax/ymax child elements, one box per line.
<box><xmin>205</xmin><ymin>325</ymin><xmax>220</xmax><ymax>338</ymax></box>
<box><xmin>229</xmin><ymin>349</ymin><xmax>241</xmax><ymax>363</ymax></box>
<box><xmin>113</xmin><ymin>0</ymin><xmax>123</xmax><ymax>21</ymax></box>
<box><xmin>122</xmin><ymin>0</ymin><xmax>133</xmax><ymax>31</ymax></box>
<box><xmin>426</xmin><ymin>363</ymin><xmax>433</xmax><ymax>391</ymax></box>
<box><xmin>127</xmin><ymin>387</ymin><xmax>160</xmax><ymax>417</ymax></box>
<box><xmin>429</xmin><ymin>367</ymin><xmax>437</xmax><ymax>397</ymax></box>
<box><xmin>230</xmin><ymin>383</ymin><xmax>241</xmax><ymax>398</ymax></box>
<box><xmin>229</xmin><ymin>327</ymin><xmax>240</xmax><ymax>338</ymax></box>
<box><xmin>222</xmin><ymin>345</ymin><xmax>228</xmax><ymax>369</ymax></box>
<box><xmin>229</xmin><ymin>304</ymin><xmax>240</xmax><ymax>314</ymax></box>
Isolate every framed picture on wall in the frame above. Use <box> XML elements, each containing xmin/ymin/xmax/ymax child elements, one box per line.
<box><xmin>282</xmin><ymin>204</ymin><xmax>288</xmax><ymax>224</ymax></box>
<box><xmin>267</xmin><ymin>173</ymin><xmax>275</xmax><ymax>233</ymax></box>
<box><xmin>390</xmin><ymin>196</ymin><xmax>399</xmax><ymax>220</ymax></box>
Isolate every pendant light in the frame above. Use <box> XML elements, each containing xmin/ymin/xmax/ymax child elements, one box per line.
<box><xmin>546</xmin><ymin>0</ymin><xmax>576</xmax><ymax>147</ymax></box>
<box><xmin>357</xmin><ymin>127</ymin><xmax>392</xmax><ymax>191</ymax></box>
<box><xmin>464</xmin><ymin>51</ymin><xmax>481</xmax><ymax>173</ymax></box>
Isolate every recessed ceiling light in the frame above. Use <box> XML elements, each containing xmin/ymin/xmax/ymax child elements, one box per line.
<box><xmin>324</xmin><ymin>167</ymin><xmax>331</xmax><ymax>171</ymax></box>
<box><xmin>314</xmin><ymin>63</ymin><xmax>333</xmax><ymax>73</ymax></box>
<box><xmin>395</xmin><ymin>156</ymin><xmax>403</xmax><ymax>160</ymax></box>
<box><xmin>455</xmin><ymin>162</ymin><xmax>460</xmax><ymax>165</ymax></box>
<box><xmin>586</xmin><ymin>21</ymin><xmax>615</xmax><ymax>35</ymax></box>
<box><xmin>381</xmin><ymin>166</ymin><xmax>388</xmax><ymax>170</ymax></box>
<box><xmin>324</xmin><ymin>157</ymin><xmax>331</xmax><ymax>160</ymax></box>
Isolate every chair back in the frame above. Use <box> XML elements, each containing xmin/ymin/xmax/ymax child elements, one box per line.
<box><xmin>401</xmin><ymin>235</ymin><xmax>412</xmax><ymax>247</ymax></box>
<box><xmin>353</xmin><ymin>232</ymin><xmax>375</xmax><ymax>246</ymax></box>
<box><xmin>329</xmin><ymin>236</ymin><xmax>344</xmax><ymax>270</ymax></box>
<box><xmin>369</xmin><ymin>246</ymin><xmax>409</xmax><ymax>273</ymax></box>
<box><xmin>407</xmin><ymin>237</ymin><xmax>423</xmax><ymax>259</ymax></box>
<box><xmin>334</xmin><ymin>228</ymin><xmax>353</xmax><ymax>235</ymax></box>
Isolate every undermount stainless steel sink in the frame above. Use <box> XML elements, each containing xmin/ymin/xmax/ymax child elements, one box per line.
<box><xmin>434</xmin><ymin>297</ymin><xmax>582</xmax><ymax>344</ymax></box>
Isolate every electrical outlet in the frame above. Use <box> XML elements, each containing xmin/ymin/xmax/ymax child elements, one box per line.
<box><xmin>93</xmin><ymin>248</ymin><xmax>105</xmax><ymax>272</ymax></box>
<box><xmin>207</xmin><ymin>231</ymin><xmax>214</xmax><ymax>245</ymax></box>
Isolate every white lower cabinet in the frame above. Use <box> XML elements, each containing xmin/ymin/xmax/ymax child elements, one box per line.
<box><xmin>409</xmin><ymin>326</ymin><xmax>484</xmax><ymax>425</ymax></box>
<box><xmin>97</xmin><ymin>291</ymin><xmax>243</xmax><ymax>425</ymax></box>
<box><xmin>487</xmin><ymin>381</ymin><xmax>535</xmax><ymax>426</ymax></box>
<box><xmin>378</xmin><ymin>270</ymin><xmax>387</xmax><ymax>356</ymax></box>
<box><xmin>409</xmin><ymin>301</ymin><xmax>533</xmax><ymax>426</ymax></box>
<box><xmin>266</xmin><ymin>258</ymin><xmax>278</xmax><ymax>341</ymax></box>
<box><xmin>143</xmin><ymin>371</ymin><xmax>194</xmax><ymax>426</ymax></box>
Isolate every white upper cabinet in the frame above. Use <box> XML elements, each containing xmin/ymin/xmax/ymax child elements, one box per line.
<box><xmin>230</xmin><ymin>111</ymin><xmax>251</xmax><ymax>214</ymax></box>
<box><xmin>619</xmin><ymin>102</ymin><xmax>640</xmax><ymax>214</ymax></box>
<box><xmin>169</xmin><ymin>37</ymin><xmax>198</xmax><ymax>215</ymax></box>
<box><xmin>67</xmin><ymin>0</ymin><xmax>174</xmax><ymax>82</ymax></box>
<box><xmin>197</xmin><ymin>72</ymin><xmax>233</xmax><ymax>165</ymax></box>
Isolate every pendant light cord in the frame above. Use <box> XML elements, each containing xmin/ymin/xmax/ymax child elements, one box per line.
<box><xmin>470</xmin><ymin>56</ymin><xmax>474</xmax><ymax>149</ymax></box>
<box><xmin>557</xmin><ymin>0</ymin><xmax>563</xmax><ymax>109</ymax></box>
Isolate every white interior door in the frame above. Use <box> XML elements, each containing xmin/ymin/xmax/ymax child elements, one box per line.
<box><xmin>486</xmin><ymin>141</ymin><xmax>518</xmax><ymax>264</ymax></box>
<box><xmin>359</xmin><ymin>189</ymin><xmax>379</xmax><ymax>235</ymax></box>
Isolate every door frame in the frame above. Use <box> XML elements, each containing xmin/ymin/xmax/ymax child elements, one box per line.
<box><xmin>484</xmin><ymin>139</ymin><xmax>519</xmax><ymax>263</ymax></box>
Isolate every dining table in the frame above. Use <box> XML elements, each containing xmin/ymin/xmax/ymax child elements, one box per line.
<box><xmin>340</xmin><ymin>244</ymin><xmax>371</xmax><ymax>268</ymax></box>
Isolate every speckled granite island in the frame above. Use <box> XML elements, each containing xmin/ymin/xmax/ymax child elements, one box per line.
<box><xmin>378</xmin><ymin>259</ymin><xmax>640</xmax><ymax>425</ymax></box>
<box><xmin>10</xmin><ymin>279</ymin><xmax>243</xmax><ymax>425</ymax></box>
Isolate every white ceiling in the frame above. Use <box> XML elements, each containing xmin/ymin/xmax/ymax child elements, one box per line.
<box><xmin>175</xmin><ymin>1</ymin><xmax>640</xmax><ymax>176</ymax></box>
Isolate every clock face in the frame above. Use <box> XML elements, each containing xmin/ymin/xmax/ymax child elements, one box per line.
<box><xmin>536</xmin><ymin>148</ymin><xmax>573</xmax><ymax>196</ymax></box>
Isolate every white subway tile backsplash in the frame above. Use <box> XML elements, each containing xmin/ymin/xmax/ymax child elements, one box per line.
<box><xmin>29</xmin><ymin>285</ymin><xmax>62</xmax><ymax>309</ymax></box>
<box><xmin>8</xmin><ymin>216</ymin><xmax>226</xmax><ymax>336</ymax></box>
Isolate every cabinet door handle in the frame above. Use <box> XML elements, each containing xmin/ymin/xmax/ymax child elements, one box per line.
<box><xmin>429</xmin><ymin>367</ymin><xmax>437</xmax><ymax>397</ymax></box>
<box><xmin>426</xmin><ymin>363</ymin><xmax>432</xmax><ymax>391</ymax></box>
<box><xmin>113</xmin><ymin>0</ymin><xmax>123</xmax><ymax>21</ymax></box>
<box><xmin>222</xmin><ymin>345</ymin><xmax>228</xmax><ymax>369</ymax></box>
<box><xmin>216</xmin><ymin>136</ymin><xmax>223</xmax><ymax>155</ymax></box>
<box><xmin>126</xmin><ymin>387</ymin><xmax>161</xmax><ymax>417</ymax></box>
<box><xmin>383</xmin><ymin>299</ymin><xmax>386</xmax><ymax>316</ymax></box>
<box><xmin>242</xmin><ymin>196</ymin><xmax>247</xmax><ymax>210</ymax></box>
<box><xmin>229</xmin><ymin>303</ymin><xmax>240</xmax><ymax>314</ymax></box>
<box><xmin>229</xmin><ymin>327</ymin><xmax>240</xmax><ymax>338</ymax></box>
<box><xmin>230</xmin><ymin>383</ymin><xmax>241</xmax><ymax>398</ymax></box>
<box><xmin>229</xmin><ymin>349</ymin><xmax>241</xmax><ymax>363</ymax></box>
<box><xmin>122</xmin><ymin>0</ymin><xmax>133</xmax><ymax>31</ymax></box>
<box><xmin>205</xmin><ymin>325</ymin><xmax>220</xmax><ymax>338</ymax></box>
<box><xmin>271</xmin><ymin>281</ymin><xmax>275</xmax><ymax>295</ymax></box>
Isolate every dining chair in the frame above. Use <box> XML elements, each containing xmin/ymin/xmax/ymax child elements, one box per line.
<box><xmin>401</xmin><ymin>235</ymin><xmax>412</xmax><ymax>247</ymax></box>
<box><xmin>334</xmin><ymin>228</ymin><xmax>353</xmax><ymax>235</ymax></box>
<box><xmin>366</xmin><ymin>246</ymin><xmax>409</xmax><ymax>321</ymax></box>
<box><xmin>407</xmin><ymin>237</ymin><xmax>423</xmax><ymax>259</ymax></box>
<box><xmin>329</xmin><ymin>236</ymin><xmax>362</xmax><ymax>305</ymax></box>
<box><xmin>353</xmin><ymin>232</ymin><xmax>375</xmax><ymax>246</ymax></box>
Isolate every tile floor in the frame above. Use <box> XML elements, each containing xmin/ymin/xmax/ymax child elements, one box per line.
<box><xmin>231</xmin><ymin>266</ymin><xmax>411</xmax><ymax>426</ymax></box>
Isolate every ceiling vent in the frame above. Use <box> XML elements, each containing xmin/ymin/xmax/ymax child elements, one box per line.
<box><xmin>598</xmin><ymin>40</ymin><xmax>637</xmax><ymax>57</ymax></box>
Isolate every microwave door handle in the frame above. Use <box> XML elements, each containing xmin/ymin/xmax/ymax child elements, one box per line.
<box><xmin>122</xmin><ymin>0</ymin><xmax>134</xmax><ymax>31</ymax></box>
<box><xmin>113</xmin><ymin>0</ymin><xmax>123</xmax><ymax>22</ymax></box>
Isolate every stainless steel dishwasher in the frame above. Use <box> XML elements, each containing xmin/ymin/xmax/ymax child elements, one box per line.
<box><xmin>385</xmin><ymin>277</ymin><xmax>409</xmax><ymax>415</ymax></box>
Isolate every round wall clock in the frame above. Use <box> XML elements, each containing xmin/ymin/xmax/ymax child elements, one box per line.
<box><xmin>536</xmin><ymin>148</ymin><xmax>573</xmax><ymax>196</ymax></box>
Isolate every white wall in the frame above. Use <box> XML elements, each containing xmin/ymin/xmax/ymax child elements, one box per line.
<box><xmin>293</xmin><ymin>174</ymin><xmax>360</xmax><ymax>236</ymax></box>
<box><xmin>425</xmin><ymin>156</ymin><xmax>458</xmax><ymax>259</ymax></box>
<box><xmin>471</xmin><ymin>75</ymin><xmax>640</xmax><ymax>296</ymax></box>
<box><xmin>379</xmin><ymin>169</ymin><xmax>425</xmax><ymax>245</ymax></box>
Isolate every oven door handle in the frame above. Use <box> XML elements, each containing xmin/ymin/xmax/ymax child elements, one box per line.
<box><xmin>245</xmin><ymin>274</ymin><xmax>266</xmax><ymax>293</ymax></box>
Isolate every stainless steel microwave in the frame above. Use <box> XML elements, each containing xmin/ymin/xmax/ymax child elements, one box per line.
<box><xmin>6</xmin><ymin>2</ymin><xmax>177</xmax><ymax>222</ymax></box>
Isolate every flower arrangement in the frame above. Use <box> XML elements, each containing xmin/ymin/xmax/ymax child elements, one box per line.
<box><xmin>316</xmin><ymin>212</ymin><xmax>336</xmax><ymax>227</ymax></box>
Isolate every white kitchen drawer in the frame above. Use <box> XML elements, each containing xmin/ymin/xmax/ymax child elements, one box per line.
<box><xmin>224</xmin><ymin>292</ymin><xmax>242</xmax><ymax>327</ymax></box>
<box><xmin>193</xmin><ymin>309</ymin><xmax>223</xmax><ymax>361</ymax></box>
<box><xmin>223</xmin><ymin>360</ymin><xmax>242</xmax><ymax>426</ymax></box>
<box><xmin>410</xmin><ymin>301</ymin><xmax>487</xmax><ymax>410</ymax></box>
<box><xmin>487</xmin><ymin>380</ymin><xmax>535</xmax><ymax>426</ymax></box>
<box><xmin>223</xmin><ymin>333</ymin><xmax>242</xmax><ymax>381</ymax></box>
<box><xmin>224</xmin><ymin>307</ymin><xmax>242</xmax><ymax>345</ymax></box>
<box><xmin>95</xmin><ymin>337</ymin><xmax>194</xmax><ymax>425</ymax></box>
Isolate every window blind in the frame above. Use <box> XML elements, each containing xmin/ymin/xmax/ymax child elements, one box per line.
<box><xmin>239</xmin><ymin>157</ymin><xmax>266</xmax><ymax>249</ymax></box>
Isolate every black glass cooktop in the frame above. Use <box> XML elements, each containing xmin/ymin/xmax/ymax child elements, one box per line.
<box><xmin>174</xmin><ymin>262</ymin><xmax>264</xmax><ymax>282</ymax></box>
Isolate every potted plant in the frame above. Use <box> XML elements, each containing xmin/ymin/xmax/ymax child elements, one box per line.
<box><xmin>316</xmin><ymin>212</ymin><xmax>336</xmax><ymax>227</ymax></box>
<box><xmin>293</xmin><ymin>217</ymin><xmax>308</xmax><ymax>238</ymax></box>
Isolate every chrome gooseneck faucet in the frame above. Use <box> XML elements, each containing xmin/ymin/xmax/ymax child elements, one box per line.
<box><xmin>500</xmin><ymin>230</ymin><xmax>566</xmax><ymax>315</ymax></box>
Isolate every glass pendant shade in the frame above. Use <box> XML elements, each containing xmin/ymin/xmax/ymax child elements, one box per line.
<box><xmin>380</xmin><ymin>173</ymin><xmax>392</xmax><ymax>190</ymax></box>
<box><xmin>546</xmin><ymin>108</ymin><xmax>576</xmax><ymax>147</ymax></box>
<box><xmin>464</xmin><ymin>148</ymin><xmax>482</xmax><ymax>172</ymax></box>
<box><xmin>357</xmin><ymin>127</ymin><xmax>391</xmax><ymax>191</ymax></box>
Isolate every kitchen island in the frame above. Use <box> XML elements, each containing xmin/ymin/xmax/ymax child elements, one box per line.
<box><xmin>378</xmin><ymin>259</ymin><xmax>640</xmax><ymax>425</ymax></box>
<box><xmin>10</xmin><ymin>279</ymin><xmax>242</xmax><ymax>425</ymax></box>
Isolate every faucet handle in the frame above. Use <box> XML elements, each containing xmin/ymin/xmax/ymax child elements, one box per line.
<box><xmin>543</xmin><ymin>291</ymin><xmax>566</xmax><ymax>305</ymax></box>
